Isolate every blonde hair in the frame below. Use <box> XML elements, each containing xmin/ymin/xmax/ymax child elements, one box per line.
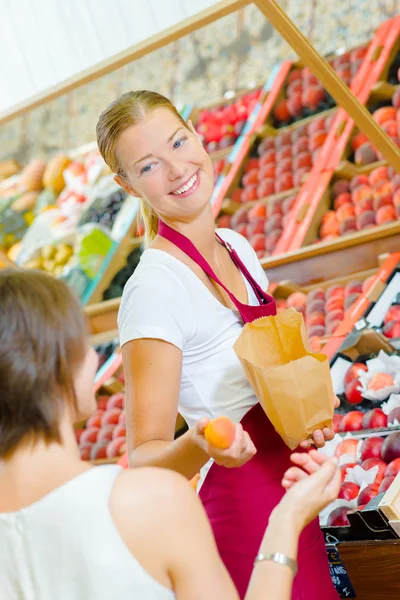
<box><xmin>96</xmin><ymin>90</ymin><xmax>188</xmax><ymax>246</ymax></box>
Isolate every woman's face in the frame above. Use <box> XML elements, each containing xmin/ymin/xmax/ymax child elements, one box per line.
<box><xmin>115</xmin><ymin>107</ymin><xmax>215</xmax><ymax>223</ymax></box>
<box><xmin>73</xmin><ymin>344</ymin><xmax>98</xmax><ymax>422</ymax></box>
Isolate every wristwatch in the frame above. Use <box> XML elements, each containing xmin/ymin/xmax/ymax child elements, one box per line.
<box><xmin>254</xmin><ymin>552</ymin><xmax>298</xmax><ymax>575</ymax></box>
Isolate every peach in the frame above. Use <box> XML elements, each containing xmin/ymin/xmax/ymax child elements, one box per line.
<box><xmin>231</xmin><ymin>189</ymin><xmax>244</xmax><ymax>203</ymax></box>
<box><xmin>293</xmin><ymin>151</ymin><xmax>312</xmax><ymax>170</ymax></box>
<box><xmin>309</xmin><ymin>132</ymin><xmax>328</xmax><ymax>152</ymax></box>
<box><xmin>306</xmin><ymin>299</ymin><xmax>325</xmax><ymax>315</ymax></box>
<box><xmin>326</xmin><ymin>285</ymin><xmax>345</xmax><ymax>300</ymax></box>
<box><xmin>250</xmin><ymin>233</ymin><xmax>266</xmax><ymax>252</ymax></box>
<box><xmin>97</xmin><ymin>425</ymin><xmax>115</xmax><ymax>443</ymax></box>
<box><xmin>321</xmin><ymin>210</ymin><xmax>338</xmax><ymax>225</ymax></box>
<box><xmin>248</xmin><ymin>219</ymin><xmax>266</xmax><ymax>236</ymax></box>
<box><xmin>267</xmin><ymin>199</ymin><xmax>283</xmax><ymax>218</ymax></box>
<box><xmin>248</xmin><ymin>202</ymin><xmax>267</xmax><ymax>221</ymax></box>
<box><xmin>80</xmin><ymin>427</ymin><xmax>99</xmax><ymax>445</ymax></box>
<box><xmin>275</xmin><ymin>158</ymin><xmax>292</xmax><ymax>175</ymax></box>
<box><xmin>106</xmin><ymin>437</ymin><xmax>127</xmax><ymax>458</ymax></box>
<box><xmin>325</xmin><ymin>319</ymin><xmax>342</xmax><ymax>335</ymax></box>
<box><xmin>308</xmin><ymin>324</ymin><xmax>325</xmax><ymax>338</ymax></box>
<box><xmin>292</xmin><ymin>137</ymin><xmax>309</xmax><ymax>155</ymax></box>
<box><xmin>355</xmin><ymin>142</ymin><xmax>378</xmax><ymax>165</ymax></box>
<box><xmin>350</xmin><ymin>174</ymin><xmax>370</xmax><ymax>192</ymax></box>
<box><xmin>382</xmin><ymin>119</ymin><xmax>398</xmax><ymax>137</ymax></box>
<box><xmin>79</xmin><ymin>443</ymin><xmax>93</xmax><ymax>461</ymax></box>
<box><xmin>259</xmin><ymin>149</ymin><xmax>276</xmax><ymax>166</ymax></box>
<box><xmin>242</xmin><ymin>184</ymin><xmax>258</xmax><ymax>202</ymax></box>
<box><xmin>265</xmin><ymin>214</ymin><xmax>283</xmax><ymax>234</ymax></box>
<box><xmin>376</xmin><ymin>205</ymin><xmax>396</xmax><ymax>225</ymax></box>
<box><xmin>282</xmin><ymin>194</ymin><xmax>297</xmax><ymax>213</ymax></box>
<box><xmin>340</xmin><ymin>411</ymin><xmax>364</xmax><ymax>432</ymax></box>
<box><xmin>97</xmin><ymin>396</ymin><xmax>109</xmax><ymax>411</ymax></box>
<box><xmin>307</xmin><ymin>288</ymin><xmax>325</xmax><ymax>303</ymax></box>
<box><xmin>368</xmin><ymin>166</ymin><xmax>389</xmax><ymax>187</ymax></box>
<box><xmin>260</xmin><ymin>163</ymin><xmax>276</xmax><ymax>179</ymax></box>
<box><xmin>320</xmin><ymin>218</ymin><xmax>340</xmax><ymax>238</ymax></box>
<box><xmin>339</xmin><ymin>215</ymin><xmax>357</xmax><ymax>235</ymax></box>
<box><xmin>357</xmin><ymin>210</ymin><xmax>376</xmax><ymax>230</ymax></box>
<box><xmin>373</xmin><ymin>179</ymin><xmax>392</xmax><ymax>203</ymax></box>
<box><xmin>101</xmin><ymin>408</ymin><xmax>122</xmax><ymax>427</ymax></box>
<box><xmin>112</xmin><ymin>423</ymin><xmax>126</xmax><ymax>439</ymax></box>
<box><xmin>325</xmin><ymin>308</ymin><xmax>344</xmax><ymax>324</ymax></box>
<box><xmin>291</xmin><ymin>124</ymin><xmax>308</xmax><ymax>142</ymax></box>
<box><xmin>306</xmin><ymin>313</ymin><xmax>325</xmax><ymax>328</ymax></box>
<box><xmin>336</xmin><ymin>203</ymin><xmax>355</xmax><ymax>222</ymax></box>
<box><xmin>355</xmin><ymin>196</ymin><xmax>374</xmax><ymax>216</ymax></box>
<box><xmin>367</xmin><ymin>372</ymin><xmax>395</xmax><ymax>391</ymax></box>
<box><xmin>276</xmin><ymin>146</ymin><xmax>292</xmax><ymax>162</ymax></box>
<box><xmin>86</xmin><ymin>410</ymin><xmax>105</xmax><ymax>429</ymax></box>
<box><xmin>345</xmin><ymin>280</ymin><xmax>363</xmax><ymax>295</ymax></box>
<box><xmin>274</xmin><ymin>100</ymin><xmax>290</xmax><ymax>122</ymax></box>
<box><xmin>217</xmin><ymin>215</ymin><xmax>231</xmax><ymax>229</ymax></box>
<box><xmin>325</xmin><ymin>296</ymin><xmax>344</xmax><ymax>313</ymax></box>
<box><xmin>204</xmin><ymin>416</ymin><xmax>236</xmax><ymax>449</ymax></box>
<box><xmin>107</xmin><ymin>393</ymin><xmax>125</xmax><ymax>410</ymax></box>
<box><xmin>379</xmin><ymin>476</ymin><xmax>395</xmax><ymax>494</ymax></box>
<box><xmin>392</xmin><ymin>87</ymin><xmax>400</xmax><ymax>109</ymax></box>
<box><xmin>287</xmin><ymin>80</ymin><xmax>303</xmax><ymax>96</ymax></box>
<box><xmin>384</xmin><ymin>305</ymin><xmax>400</xmax><ymax>324</ymax></box>
<box><xmin>244</xmin><ymin>158</ymin><xmax>260</xmax><ymax>172</ymax></box>
<box><xmin>287</xmin><ymin>291</ymin><xmax>307</xmax><ymax>311</ymax></box>
<box><xmin>308</xmin><ymin>115</ymin><xmax>326</xmax><ymax>136</ymax></box>
<box><xmin>266</xmin><ymin>229</ymin><xmax>283</xmax><ymax>252</ymax></box>
<box><xmin>242</xmin><ymin>169</ymin><xmax>260</xmax><ymax>187</ymax></box>
<box><xmin>275</xmin><ymin>131</ymin><xmax>292</xmax><ymax>147</ymax></box>
<box><xmin>275</xmin><ymin>173</ymin><xmax>294</xmax><ymax>194</ymax></box>
<box><xmin>351</xmin><ymin>131</ymin><xmax>369</xmax><ymax>151</ymax></box>
<box><xmin>334</xmin><ymin>193</ymin><xmax>352</xmax><ymax>211</ymax></box>
<box><xmin>373</xmin><ymin>106</ymin><xmax>397</xmax><ymax>124</ymax></box>
<box><xmin>119</xmin><ymin>409</ymin><xmax>126</xmax><ymax>425</ymax></box>
<box><xmin>257</xmin><ymin>179</ymin><xmax>275</xmax><ymax>199</ymax></box>
<box><xmin>287</xmin><ymin>93</ymin><xmax>303</xmax><ymax>118</ymax></box>
<box><xmin>344</xmin><ymin>292</ymin><xmax>361</xmax><ymax>310</ymax></box>
<box><xmin>352</xmin><ymin>184</ymin><xmax>373</xmax><ymax>204</ymax></box>
<box><xmin>302</xmin><ymin>85</ymin><xmax>325</xmax><ymax>110</ymax></box>
<box><xmin>258</xmin><ymin>138</ymin><xmax>275</xmax><ymax>155</ymax></box>
<box><xmin>335</xmin><ymin>438</ymin><xmax>359</xmax><ymax>457</ymax></box>
<box><xmin>391</xmin><ymin>175</ymin><xmax>400</xmax><ymax>194</ymax></box>
<box><xmin>90</xmin><ymin>441</ymin><xmax>109</xmax><ymax>461</ymax></box>
<box><xmin>332</xmin><ymin>181</ymin><xmax>350</xmax><ymax>199</ymax></box>
<box><xmin>293</xmin><ymin>167</ymin><xmax>311</xmax><ymax>187</ymax></box>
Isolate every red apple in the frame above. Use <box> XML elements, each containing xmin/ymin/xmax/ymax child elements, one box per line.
<box><xmin>344</xmin><ymin>362</ymin><xmax>368</xmax><ymax>385</ymax></box>
<box><xmin>384</xmin><ymin>458</ymin><xmax>400</xmax><ymax>478</ymax></box>
<box><xmin>101</xmin><ymin>408</ymin><xmax>122</xmax><ymax>427</ymax></box>
<box><xmin>362</xmin><ymin>409</ymin><xmax>388</xmax><ymax>430</ymax></box>
<box><xmin>106</xmin><ymin>436</ymin><xmax>127</xmax><ymax>458</ymax></box>
<box><xmin>327</xmin><ymin>506</ymin><xmax>350</xmax><ymax>527</ymax></box>
<box><xmin>360</xmin><ymin>436</ymin><xmax>384</xmax><ymax>461</ymax></box>
<box><xmin>357</xmin><ymin>483</ymin><xmax>379</xmax><ymax>506</ymax></box>
<box><xmin>378</xmin><ymin>476</ymin><xmax>395</xmax><ymax>494</ymax></box>
<box><xmin>340</xmin><ymin>411</ymin><xmax>364</xmax><ymax>432</ymax></box>
<box><xmin>80</xmin><ymin>427</ymin><xmax>99</xmax><ymax>445</ymax></box>
<box><xmin>335</xmin><ymin>438</ymin><xmax>359</xmax><ymax>457</ymax></box>
<box><xmin>361</xmin><ymin>458</ymin><xmax>387</xmax><ymax>484</ymax></box>
<box><xmin>345</xmin><ymin>379</ymin><xmax>363</xmax><ymax>405</ymax></box>
<box><xmin>339</xmin><ymin>482</ymin><xmax>360</xmax><ymax>501</ymax></box>
<box><xmin>382</xmin><ymin>432</ymin><xmax>400</xmax><ymax>463</ymax></box>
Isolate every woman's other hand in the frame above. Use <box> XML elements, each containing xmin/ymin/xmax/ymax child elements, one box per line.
<box><xmin>300</xmin><ymin>396</ymin><xmax>340</xmax><ymax>449</ymax></box>
<box><xmin>193</xmin><ymin>418</ymin><xmax>257</xmax><ymax>468</ymax></box>
<box><xmin>278</xmin><ymin>450</ymin><xmax>340</xmax><ymax>529</ymax></box>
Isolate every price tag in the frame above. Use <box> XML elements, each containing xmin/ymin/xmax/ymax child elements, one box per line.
<box><xmin>326</xmin><ymin>543</ymin><xmax>356</xmax><ymax>598</ymax></box>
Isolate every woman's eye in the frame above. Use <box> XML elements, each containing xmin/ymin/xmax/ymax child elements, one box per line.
<box><xmin>173</xmin><ymin>137</ymin><xmax>187</xmax><ymax>149</ymax></box>
<box><xmin>141</xmin><ymin>164</ymin><xmax>153</xmax><ymax>174</ymax></box>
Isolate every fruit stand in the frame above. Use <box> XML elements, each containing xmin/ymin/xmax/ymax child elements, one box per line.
<box><xmin>2</xmin><ymin>1</ymin><xmax>400</xmax><ymax>597</ymax></box>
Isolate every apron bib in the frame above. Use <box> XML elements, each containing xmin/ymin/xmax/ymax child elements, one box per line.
<box><xmin>158</xmin><ymin>222</ymin><xmax>338</xmax><ymax>600</ymax></box>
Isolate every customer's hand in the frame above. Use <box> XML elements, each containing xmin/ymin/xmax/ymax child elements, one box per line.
<box><xmin>300</xmin><ymin>396</ymin><xmax>340</xmax><ymax>449</ymax></box>
<box><xmin>278</xmin><ymin>450</ymin><xmax>341</xmax><ymax>529</ymax></box>
<box><xmin>194</xmin><ymin>418</ymin><xmax>257</xmax><ymax>468</ymax></box>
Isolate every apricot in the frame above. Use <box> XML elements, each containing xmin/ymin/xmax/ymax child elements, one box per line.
<box><xmin>368</xmin><ymin>166</ymin><xmax>389</xmax><ymax>187</ymax></box>
<box><xmin>355</xmin><ymin>142</ymin><xmax>378</xmax><ymax>166</ymax></box>
<box><xmin>204</xmin><ymin>416</ymin><xmax>236</xmax><ymax>449</ymax></box>
<box><xmin>275</xmin><ymin>173</ymin><xmax>294</xmax><ymax>193</ymax></box>
<box><xmin>244</xmin><ymin>158</ymin><xmax>260</xmax><ymax>173</ymax></box>
<box><xmin>259</xmin><ymin>149</ymin><xmax>276</xmax><ymax>166</ymax></box>
<box><xmin>309</xmin><ymin>132</ymin><xmax>328</xmax><ymax>152</ymax></box>
<box><xmin>373</xmin><ymin>106</ymin><xmax>397</xmax><ymax>125</ymax></box>
<box><xmin>336</xmin><ymin>203</ymin><xmax>355</xmax><ymax>222</ymax></box>
<box><xmin>320</xmin><ymin>218</ymin><xmax>340</xmax><ymax>238</ymax></box>
<box><xmin>334</xmin><ymin>193</ymin><xmax>352</xmax><ymax>211</ymax></box>
<box><xmin>351</xmin><ymin>131</ymin><xmax>368</xmax><ymax>151</ymax></box>
<box><xmin>350</xmin><ymin>174</ymin><xmax>370</xmax><ymax>192</ymax></box>
<box><xmin>242</xmin><ymin>169</ymin><xmax>259</xmax><ymax>186</ymax></box>
<box><xmin>276</xmin><ymin>146</ymin><xmax>292</xmax><ymax>162</ymax></box>
<box><xmin>352</xmin><ymin>184</ymin><xmax>373</xmax><ymax>204</ymax></box>
<box><xmin>292</xmin><ymin>136</ymin><xmax>309</xmax><ymax>155</ymax></box>
<box><xmin>376</xmin><ymin>205</ymin><xmax>396</xmax><ymax>225</ymax></box>
<box><xmin>367</xmin><ymin>373</ymin><xmax>395</xmax><ymax>391</ymax></box>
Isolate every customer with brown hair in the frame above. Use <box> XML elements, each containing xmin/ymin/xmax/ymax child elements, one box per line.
<box><xmin>0</xmin><ymin>269</ymin><xmax>340</xmax><ymax>600</ymax></box>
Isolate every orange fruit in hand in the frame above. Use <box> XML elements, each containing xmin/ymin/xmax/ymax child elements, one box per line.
<box><xmin>204</xmin><ymin>416</ymin><xmax>236</xmax><ymax>450</ymax></box>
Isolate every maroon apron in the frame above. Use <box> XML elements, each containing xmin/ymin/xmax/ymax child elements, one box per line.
<box><xmin>158</xmin><ymin>222</ymin><xmax>338</xmax><ymax>600</ymax></box>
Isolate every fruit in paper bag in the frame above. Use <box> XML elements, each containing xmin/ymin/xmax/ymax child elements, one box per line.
<box><xmin>204</xmin><ymin>416</ymin><xmax>236</xmax><ymax>449</ymax></box>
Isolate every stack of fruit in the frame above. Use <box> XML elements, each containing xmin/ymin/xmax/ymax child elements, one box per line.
<box><xmin>274</xmin><ymin>282</ymin><xmax>366</xmax><ymax>345</ymax></box>
<box><xmin>229</xmin><ymin>113</ymin><xmax>334</xmax><ymax>206</ymax></box>
<box><xmin>217</xmin><ymin>194</ymin><xmax>297</xmax><ymax>258</ymax></box>
<box><xmin>319</xmin><ymin>165</ymin><xmax>400</xmax><ymax>242</ymax></box>
<box><xmin>76</xmin><ymin>391</ymin><xmax>127</xmax><ymax>461</ymax></box>
<box><xmin>196</xmin><ymin>89</ymin><xmax>262</xmax><ymax>154</ymax></box>
<box><xmin>325</xmin><ymin>432</ymin><xmax>400</xmax><ymax>527</ymax></box>
<box><xmin>273</xmin><ymin>47</ymin><xmax>367</xmax><ymax>128</ymax></box>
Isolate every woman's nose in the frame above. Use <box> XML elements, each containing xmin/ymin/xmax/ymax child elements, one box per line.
<box><xmin>168</xmin><ymin>160</ymin><xmax>186</xmax><ymax>181</ymax></box>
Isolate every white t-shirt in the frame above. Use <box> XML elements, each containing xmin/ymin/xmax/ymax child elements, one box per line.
<box><xmin>119</xmin><ymin>229</ymin><xmax>269</xmax><ymax>428</ymax></box>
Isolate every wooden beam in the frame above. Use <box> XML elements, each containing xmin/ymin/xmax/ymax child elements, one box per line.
<box><xmin>254</xmin><ymin>0</ymin><xmax>400</xmax><ymax>172</ymax></box>
<box><xmin>0</xmin><ymin>0</ymin><xmax>250</xmax><ymax>126</ymax></box>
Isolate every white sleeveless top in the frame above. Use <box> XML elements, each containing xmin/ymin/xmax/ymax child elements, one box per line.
<box><xmin>0</xmin><ymin>466</ymin><xmax>175</xmax><ymax>600</ymax></box>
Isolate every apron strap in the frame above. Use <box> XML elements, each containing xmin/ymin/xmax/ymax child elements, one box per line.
<box><xmin>157</xmin><ymin>221</ymin><xmax>271</xmax><ymax>313</ymax></box>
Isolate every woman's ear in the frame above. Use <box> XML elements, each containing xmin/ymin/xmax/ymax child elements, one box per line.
<box><xmin>114</xmin><ymin>174</ymin><xmax>140</xmax><ymax>198</ymax></box>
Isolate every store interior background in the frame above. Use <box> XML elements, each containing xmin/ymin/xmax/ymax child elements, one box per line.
<box><xmin>0</xmin><ymin>0</ymin><xmax>397</xmax><ymax>164</ymax></box>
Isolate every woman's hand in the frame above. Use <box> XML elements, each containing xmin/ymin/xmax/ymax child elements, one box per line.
<box><xmin>193</xmin><ymin>418</ymin><xmax>257</xmax><ymax>468</ymax></box>
<box><xmin>300</xmin><ymin>395</ymin><xmax>340</xmax><ymax>449</ymax></box>
<box><xmin>277</xmin><ymin>450</ymin><xmax>341</xmax><ymax>530</ymax></box>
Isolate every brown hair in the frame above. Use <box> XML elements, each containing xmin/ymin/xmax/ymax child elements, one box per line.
<box><xmin>96</xmin><ymin>90</ymin><xmax>188</xmax><ymax>246</ymax></box>
<box><xmin>0</xmin><ymin>269</ymin><xmax>87</xmax><ymax>456</ymax></box>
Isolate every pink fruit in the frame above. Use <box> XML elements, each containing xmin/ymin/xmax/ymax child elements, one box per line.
<box><xmin>90</xmin><ymin>441</ymin><xmax>109</xmax><ymax>461</ymax></box>
<box><xmin>106</xmin><ymin>436</ymin><xmax>127</xmax><ymax>458</ymax></box>
<box><xmin>80</xmin><ymin>427</ymin><xmax>99</xmax><ymax>445</ymax></box>
<box><xmin>357</xmin><ymin>484</ymin><xmax>379</xmax><ymax>506</ymax></box>
<box><xmin>384</xmin><ymin>458</ymin><xmax>400</xmax><ymax>478</ymax></box>
<box><xmin>86</xmin><ymin>410</ymin><xmax>105</xmax><ymax>429</ymax></box>
<box><xmin>112</xmin><ymin>423</ymin><xmax>127</xmax><ymax>439</ymax></box>
<box><xmin>361</xmin><ymin>458</ymin><xmax>387</xmax><ymax>484</ymax></box>
<box><xmin>344</xmin><ymin>362</ymin><xmax>368</xmax><ymax>385</ymax></box>
<box><xmin>381</xmin><ymin>432</ymin><xmax>400</xmax><ymax>463</ymax></box>
<box><xmin>97</xmin><ymin>425</ymin><xmax>116</xmax><ymax>443</ymax></box>
<box><xmin>97</xmin><ymin>396</ymin><xmax>109</xmax><ymax>411</ymax></box>
<box><xmin>379</xmin><ymin>476</ymin><xmax>395</xmax><ymax>494</ymax></box>
<box><xmin>107</xmin><ymin>393</ymin><xmax>125</xmax><ymax>410</ymax></box>
<box><xmin>335</xmin><ymin>438</ymin><xmax>359</xmax><ymax>457</ymax></box>
<box><xmin>327</xmin><ymin>506</ymin><xmax>350</xmax><ymax>527</ymax></box>
<box><xmin>360</xmin><ymin>436</ymin><xmax>384</xmax><ymax>462</ymax></box>
<box><xmin>340</xmin><ymin>411</ymin><xmax>364</xmax><ymax>432</ymax></box>
<box><xmin>339</xmin><ymin>482</ymin><xmax>360</xmax><ymax>501</ymax></box>
<box><xmin>79</xmin><ymin>443</ymin><xmax>93</xmax><ymax>461</ymax></box>
<box><xmin>362</xmin><ymin>409</ymin><xmax>388</xmax><ymax>430</ymax></box>
<box><xmin>101</xmin><ymin>408</ymin><xmax>122</xmax><ymax>427</ymax></box>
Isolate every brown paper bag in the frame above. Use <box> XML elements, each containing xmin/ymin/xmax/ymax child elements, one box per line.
<box><xmin>234</xmin><ymin>308</ymin><xmax>335</xmax><ymax>450</ymax></box>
